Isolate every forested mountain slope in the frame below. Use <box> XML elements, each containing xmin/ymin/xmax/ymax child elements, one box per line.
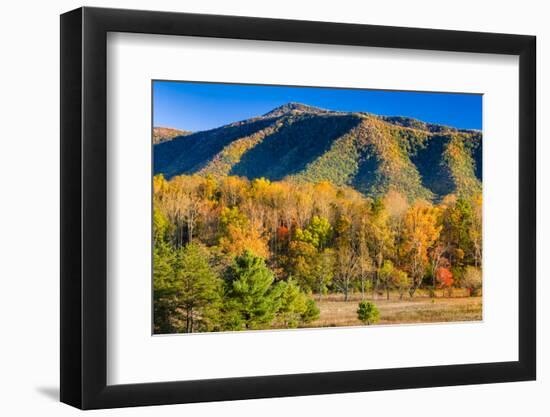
<box><xmin>152</xmin><ymin>127</ymin><xmax>191</xmax><ymax>144</ymax></box>
<box><xmin>154</xmin><ymin>102</ymin><xmax>482</xmax><ymax>201</ymax></box>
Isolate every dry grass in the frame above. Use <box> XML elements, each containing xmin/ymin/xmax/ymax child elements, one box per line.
<box><xmin>307</xmin><ymin>291</ymin><xmax>482</xmax><ymax>328</ymax></box>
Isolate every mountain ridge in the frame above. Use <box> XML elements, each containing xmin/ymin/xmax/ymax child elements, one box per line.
<box><xmin>154</xmin><ymin>102</ymin><xmax>482</xmax><ymax>201</ymax></box>
<box><xmin>153</xmin><ymin>127</ymin><xmax>192</xmax><ymax>144</ymax></box>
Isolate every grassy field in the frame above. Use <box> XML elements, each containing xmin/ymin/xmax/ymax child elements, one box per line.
<box><xmin>307</xmin><ymin>290</ymin><xmax>482</xmax><ymax>328</ymax></box>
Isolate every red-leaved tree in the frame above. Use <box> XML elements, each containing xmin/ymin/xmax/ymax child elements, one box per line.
<box><xmin>436</xmin><ymin>267</ymin><xmax>454</xmax><ymax>289</ymax></box>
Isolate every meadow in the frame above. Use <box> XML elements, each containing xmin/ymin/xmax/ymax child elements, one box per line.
<box><xmin>309</xmin><ymin>291</ymin><xmax>482</xmax><ymax>328</ymax></box>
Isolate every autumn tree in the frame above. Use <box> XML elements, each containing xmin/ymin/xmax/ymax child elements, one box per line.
<box><xmin>383</xmin><ymin>190</ymin><xmax>409</xmax><ymax>267</ymax></box>
<box><xmin>333</xmin><ymin>241</ymin><xmax>359</xmax><ymax>301</ymax></box>
<box><xmin>470</xmin><ymin>194</ymin><xmax>483</xmax><ymax>267</ymax></box>
<box><xmin>403</xmin><ymin>201</ymin><xmax>442</xmax><ymax>297</ymax></box>
<box><xmin>219</xmin><ymin>175</ymin><xmax>249</xmax><ymax>207</ymax></box>
<box><xmin>218</xmin><ymin>207</ymin><xmax>269</xmax><ymax>259</ymax></box>
<box><xmin>436</xmin><ymin>266</ymin><xmax>454</xmax><ymax>297</ymax></box>
<box><xmin>429</xmin><ymin>243</ymin><xmax>449</xmax><ymax>292</ymax></box>
<box><xmin>378</xmin><ymin>260</ymin><xmax>394</xmax><ymax>300</ymax></box>
<box><xmin>357</xmin><ymin>216</ymin><xmax>374</xmax><ymax>300</ymax></box>
<box><xmin>391</xmin><ymin>268</ymin><xmax>411</xmax><ymax>300</ymax></box>
<box><xmin>286</xmin><ymin>240</ymin><xmax>318</xmax><ymax>291</ymax></box>
<box><xmin>155</xmin><ymin>175</ymin><xmax>208</xmax><ymax>246</ymax></box>
<box><xmin>312</xmin><ymin>249</ymin><xmax>335</xmax><ymax>300</ymax></box>
<box><xmin>366</xmin><ymin>198</ymin><xmax>393</xmax><ymax>296</ymax></box>
<box><xmin>294</xmin><ymin>215</ymin><xmax>333</xmax><ymax>250</ymax></box>
<box><xmin>440</xmin><ymin>196</ymin><xmax>475</xmax><ymax>266</ymax></box>
<box><xmin>289</xmin><ymin>183</ymin><xmax>315</xmax><ymax>229</ymax></box>
<box><xmin>462</xmin><ymin>266</ymin><xmax>482</xmax><ymax>296</ymax></box>
<box><xmin>383</xmin><ymin>190</ymin><xmax>409</xmax><ymax>219</ymax></box>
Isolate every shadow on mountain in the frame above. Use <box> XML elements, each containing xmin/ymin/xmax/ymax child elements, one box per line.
<box><xmin>352</xmin><ymin>148</ymin><xmax>383</xmax><ymax>195</ymax></box>
<box><xmin>471</xmin><ymin>132</ymin><xmax>482</xmax><ymax>180</ymax></box>
<box><xmin>154</xmin><ymin>118</ymin><xmax>276</xmax><ymax>178</ymax></box>
<box><xmin>230</xmin><ymin>115</ymin><xmax>360</xmax><ymax>181</ymax></box>
<box><xmin>410</xmin><ymin>135</ymin><xmax>455</xmax><ymax>198</ymax></box>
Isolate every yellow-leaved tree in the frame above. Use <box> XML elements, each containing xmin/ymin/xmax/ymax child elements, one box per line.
<box><xmin>403</xmin><ymin>201</ymin><xmax>442</xmax><ymax>297</ymax></box>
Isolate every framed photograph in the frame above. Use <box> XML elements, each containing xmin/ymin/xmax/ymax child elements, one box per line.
<box><xmin>60</xmin><ymin>6</ymin><xmax>536</xmax><ymax>409</ymax></box>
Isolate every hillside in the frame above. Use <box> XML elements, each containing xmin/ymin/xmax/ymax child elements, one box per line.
<box><xmin>153</xmin><ymin>127</ymin><xmax>191</xmax><ymax>144</ymax></box>
<box><xmin>153</xmin><ymin>103</ymin><xmax>482</xmax><ymax>201</ymax></box>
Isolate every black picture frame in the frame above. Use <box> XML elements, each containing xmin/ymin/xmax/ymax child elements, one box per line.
<box><xmin>60</xmin><ymin>6</ymin><xmax>536</xmax><ymax>410</ymax></box>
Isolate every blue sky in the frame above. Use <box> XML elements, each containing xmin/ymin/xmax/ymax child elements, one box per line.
<box><xmin>153</xmin><ymin>81</ymin><xmax>482</xmax><ymax>132</ymax></box>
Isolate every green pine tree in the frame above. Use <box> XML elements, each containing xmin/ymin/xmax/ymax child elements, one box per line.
<box><xmin>174</xmin><ymin>243</ymin><xmax>223</xmax><ymax>333</ymax></box>
<box><xmin>223</xmin><ymin>250</ymin><xmax>281</xmax><ymax>330</ymax></box>
<box><xmin>275</xmin><ymin>278</ymin><xmax>320</xmax><ymax>328</ymax></box>
<box><xmin>153</xmin><ymin>208</ymin><xmax>178</xmax><ymax>334</ymax></box>
<box><xmin>357</xmin><ymin>301</ymin><xmax>380</xmax><ymax>325</ymax></box>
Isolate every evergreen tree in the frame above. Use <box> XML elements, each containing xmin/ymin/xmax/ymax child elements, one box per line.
<box><xmin>174</xmin><ymin>243</ymin><xmax>223</xmax><ymax>333</ymax></box>
<box><xmin>275</xmin><ymin>279</ymin><xmax>320</xmax><ymax>328</ymax></box>
<box><xmin>223</xmin><ymin>250</ymin><xmax>281</xmax><ymax>330</ymax></box>
<box><xmin>153</xmin><ymin>241</ymin><xmax>177</xmax><ymax>334</ymax></box>
<box><xmin>153</xmin><ymin>207</ymin><xmax>178</xmax><ymax>334</ymax></box>
<box><xmin>357</xmin><ymin>301</ymin><xmax>380</xmax><ymax>325</ymax></box>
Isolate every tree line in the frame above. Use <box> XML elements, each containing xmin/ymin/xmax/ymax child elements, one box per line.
<box><xmin>153</xmin><ymin>174</ymin><xmax>482</xmax><ymax>333</ymax></box>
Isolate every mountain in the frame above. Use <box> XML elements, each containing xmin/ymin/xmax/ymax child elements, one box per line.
<box><xmin>153</xmin><ymin>127</ymin><xmax>191</xmax><ymax>144</ymax></box>
<box><xmin>262</xmin><ymin>102</ymin><xmax>332</xmax><ymax>117</ymax></box>
<box><xmin>153</xmin><ymin>103</ymin><xmax>482</xmax><ymax>201</ymax></box>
